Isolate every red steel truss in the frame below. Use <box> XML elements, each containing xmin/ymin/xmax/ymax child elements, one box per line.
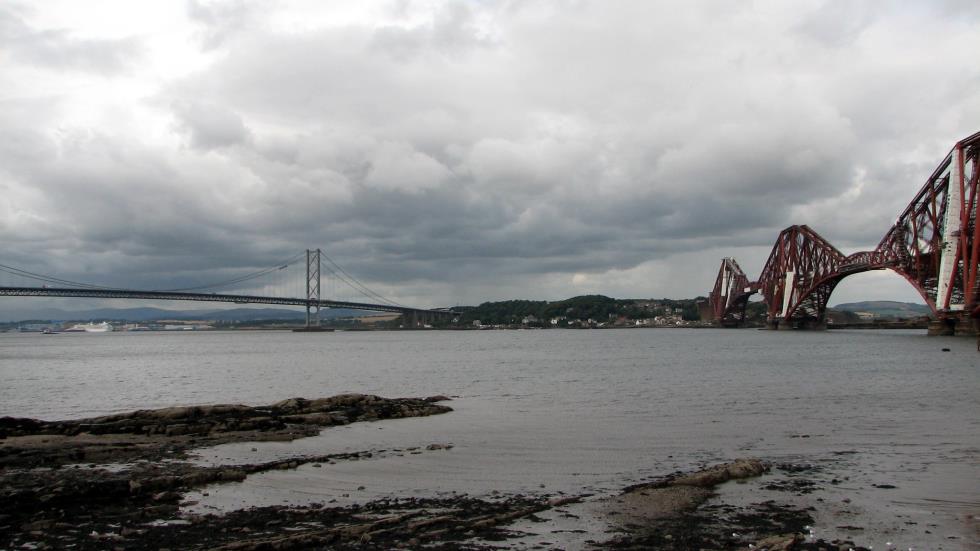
<box><xmin>708</xmin><ymin>130</ymin><xmax>980</xmax><ymax>331</ymax></box>
<box><xmin>878</xmin><ymin>131</ymin><xmax>980</xmax><ymax>315</ymax></box>
<box><xmin>757</xmin><ymin>225</ymin><xmax>847</xmax><ymax>327</ymax></box>
<box><xmin>707</xmin><ymin>257</ymin><xmax>755</xmax><ymax>325</ymax></box>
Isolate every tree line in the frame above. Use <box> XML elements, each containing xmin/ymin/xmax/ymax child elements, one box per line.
<box><xmin>445</xmin><ymin>295</ymin><xmax>705</xmax><ymax>326</ymax></box>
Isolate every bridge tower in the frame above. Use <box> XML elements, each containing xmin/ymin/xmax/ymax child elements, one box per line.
<box><xmin>305</xmin><ymin>248</ymin><xmax>321</xmax><ymax>329</ymax></box>
<box><xmin>877</xmin><ymin>132</ymin><xmax>980</xmax><ymax>334</ymax></box>
<box><xmin>706</xmin><ymin>131</ymin><xmax>980</xmax><ymax>334</ymax></box>
<box><xmin>707</xmin><ymin>257</ymin><xmax>755</xmax><ymax>326</ymax></box>
<box><xmin>757</xmin><ymin>225</ymin><xmax>848</xmax><ymax>330</ymax></box>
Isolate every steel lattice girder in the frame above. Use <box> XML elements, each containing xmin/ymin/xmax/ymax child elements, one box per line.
<box><xmin>756</xmin><ymin>225</ymin><xmax>846</xmax><ymax>322</ymax></box>
<box><xmin>708</xmin><ymin>257</ymin><xmax>753</xmax><ymax>323</ymax></box>
<box><xmin>878</xmin><ymin>130</ymin><xmax>980</xmax><ymax>313</ymax></box>
<box><xmin>713</xmin><ymin>130</ymin><xmax>980</xmax><ymax>327</ymax></box>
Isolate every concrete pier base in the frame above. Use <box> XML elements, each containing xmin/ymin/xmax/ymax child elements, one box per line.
<box><xmin>291</xmin><ymin>326</ymin><xmax>334</xmax><ymax>333</ymax></box>
<box><xmin>927</xmin><ymin>317</ymin><xmax>978</xmax><ymax>336</ymax></box>
<box><xmin>767</xmin><ymin>319</ymin><xmax>827</xmax><ymax>331</ymax></box>
<box><xmin>765</xmin><ymin>315</ymin><xmax>976</xmax><ymax>336</ymax></box>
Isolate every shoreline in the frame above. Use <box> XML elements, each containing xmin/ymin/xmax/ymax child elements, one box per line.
<box><xmin>1</xmin><ymin>395</ymin><xmax>956</xmax><ymax>550</ymax></box>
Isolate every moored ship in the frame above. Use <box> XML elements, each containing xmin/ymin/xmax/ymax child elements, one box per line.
<box><xmin>63</xmin><ymin>322</ymin><xmax>114</xmax><ymax>333</ymax></box>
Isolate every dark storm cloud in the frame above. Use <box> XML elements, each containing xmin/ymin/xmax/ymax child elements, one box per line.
<box><xmin>2</xmin><ymin>1</ymin><xmax>979</xmax><ymax>307</ymax></box>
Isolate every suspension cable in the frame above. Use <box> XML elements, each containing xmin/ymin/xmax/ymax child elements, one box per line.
<box><xmin>319</xmin><ymin>256</ymin><xmax>404</xmax><ymax>307</ymax></box>
<box><xmin>0</xmin><ymin>263</ymin><xmax>118</xmax><ymax>289</ymax></box>
<box><xmin>160</xmin><ymin>252</ymin><xmax>306</xmax><ymax>292</ymax></box>
<box><xmin>1</xmin><ymin>251</ymin><xmax>404</xmax><ymax>307</ymax></box>
<box><xmin>322</xmin><ymin>262</ymin><xmax>395</xmax><ymax>305</ymax></box>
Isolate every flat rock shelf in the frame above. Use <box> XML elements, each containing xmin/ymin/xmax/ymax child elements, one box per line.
<box><xmin>0</xmin><ymin>395</ymin><xmax>883</xmax><ymax>550</ymax></box>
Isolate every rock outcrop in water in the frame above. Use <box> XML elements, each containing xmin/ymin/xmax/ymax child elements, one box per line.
<box><xmin>0</xmin><ymin>394</ymin><xmax>451</xmax><ymax>468</ymax></box>
<box><xmin>1</xmin><ymin>398</ymin><xmax>872</xmax><ymax>550</ymax></box>
<box><xmin>1</xmin><ymin>394</ymin><xmax>461</xmax><ymax>549</ymax></box>
<box><xmin>0</xmin><ymin>393</ymin><xmax>450</xmax><ymax>438</ymax></box>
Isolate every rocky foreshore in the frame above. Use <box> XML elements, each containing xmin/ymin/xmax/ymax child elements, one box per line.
<box><xmin>1</xmin><ymin>396</ymin><xmax>874</xmax><ymax>550</ymax></box>
<box><xmin>0</xmin><ymin>393</ymin><xmax>451</xmax><ymax>468</ymax></box>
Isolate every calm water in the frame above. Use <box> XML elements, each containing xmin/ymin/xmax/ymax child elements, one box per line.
<box><xmin>1</xmin><ymin>328</ymin><xmax>977</xmax><ymax>549</ymax></box>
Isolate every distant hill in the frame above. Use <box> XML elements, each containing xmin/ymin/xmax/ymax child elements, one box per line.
<box><xmin>829</xmin><ymin>301</ymin><xmax>931</xmax><ymax>319</ymax></box>
<box><xmin>0</xmin><ymin>306</ymin><xmax>373</xmax><ymax>323</ymax></box>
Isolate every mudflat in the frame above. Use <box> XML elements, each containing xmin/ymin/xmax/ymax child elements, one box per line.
<box><xmin>2</xmin><ymin>395</ymin><xmax>877</xmax><ymax>550</ymax></box>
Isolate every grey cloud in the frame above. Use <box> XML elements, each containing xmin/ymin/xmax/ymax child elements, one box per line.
<box><xmin>0</xmin><ymin>5</ymin><xmax>143</xmax><ymax>74</ymax></box>
<box><xmin>186</xmin><ymin>0</ymin><xmax>258</xmax><ymax>50</ymax></box>
<box><xmin>370</xmin><ymin>26</ymin><xmax>426</xmax><ymax>62</ymax></box>
<box><xmin>371</xmin><ymin>2</ymin><xmax>494</xmax><ymax>61</ymax></box>
<box><xmin>2</xmin><ymin>1</ymin><xmax>978</xmax><ymax>307</ymax></box>
<box><xmin>0</xmin><ymin>117</ymin><xmax>284</xmax><ymax>289</ymax></box>
<box><xmin>172</xmin><ymin>100</ymin><xmax>252</xmax><ymax>150</ymax></box>
<box><xmin>795</xmin><ymin>0</ymin><xmax>878</xmax><ymax>46</ymax></box>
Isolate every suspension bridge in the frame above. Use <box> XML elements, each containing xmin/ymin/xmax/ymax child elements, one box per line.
<box><xmin>0</xmin><ymin>249</ymin><xmax>457</xmax><ymax>328</ymax></box>
<box><xmin>707</xmin><ymin>130</ymin><xmax>980</xmax><ymax>335</ymax></box>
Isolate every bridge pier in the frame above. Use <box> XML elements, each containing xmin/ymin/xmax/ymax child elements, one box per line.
<box><xmin>927</xmin><ymin>320</ymin><xmax>955</xmax><ymax>336</ymax></box>
<box><xmin>927</xmin><ymin>315</ymin><xmax>978</xmax><ymax>336</ymax></box>
<box><xmin>402</xmin><ymin>311</ymin><xmax>417</xmax><ymax>329</ymax></box>
<box><xmin>400</xmin><ymin>310</ymin><xmax>449</xmax><ymax>328</ymax></box>
<box><xmin>768</xmin><ymin>315</ymin><xmax>976</xmax><ymax>335</ymax></box>
<box><xmin>767</xmin><ymin>318</ymin><xmax>827</xmax><ymax>331</ymax></box>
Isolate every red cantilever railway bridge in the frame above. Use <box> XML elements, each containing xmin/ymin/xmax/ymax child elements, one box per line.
<box><xmin>708</xmin><ymin>131</ymin><xmax>980</xmax><ymax>334</ymax></box>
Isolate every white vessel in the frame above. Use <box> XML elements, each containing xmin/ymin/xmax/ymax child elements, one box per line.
<box><xmin>64</xmin><ymin>322</ymin><xmax>114</xmax><ymax>333</ymax></box>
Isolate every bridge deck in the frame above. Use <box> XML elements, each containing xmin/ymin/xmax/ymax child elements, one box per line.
<box><xmin>0</xmin><ymin>287</ymin><xmax>456</xmax><ymax>317</ymax></box>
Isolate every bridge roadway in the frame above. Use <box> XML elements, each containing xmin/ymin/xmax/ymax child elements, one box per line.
<box><xmin>0</xmin><ymin>287</ymin><xmax>457</xmax><ymax>318</ymax></box>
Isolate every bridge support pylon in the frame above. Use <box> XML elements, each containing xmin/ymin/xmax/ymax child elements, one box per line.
<box><xmin>305</xmin><ymin>248</ymin><xmax>321</xmax><ymax>329</ymax></box>
<box><xmin>402</xmin><ymin>311</ymin><xmax>417</xmax><ymax>329</ymax></box>
<box><xmin>400</xmin><ymin>310</ymin><xmax>438</xmax><ymax>329</ymax></box>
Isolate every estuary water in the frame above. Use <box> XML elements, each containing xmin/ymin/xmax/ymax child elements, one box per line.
<box><xmin>1</xmin><ymin>328</ymin><xmax>977</xmax><ymax>549</ymax></box>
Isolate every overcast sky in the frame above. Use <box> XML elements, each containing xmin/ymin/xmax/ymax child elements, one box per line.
<box><xmin>1</xmin><ymin>0</ymin><xmax>978</xmax><ymax>315</ymax></box>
